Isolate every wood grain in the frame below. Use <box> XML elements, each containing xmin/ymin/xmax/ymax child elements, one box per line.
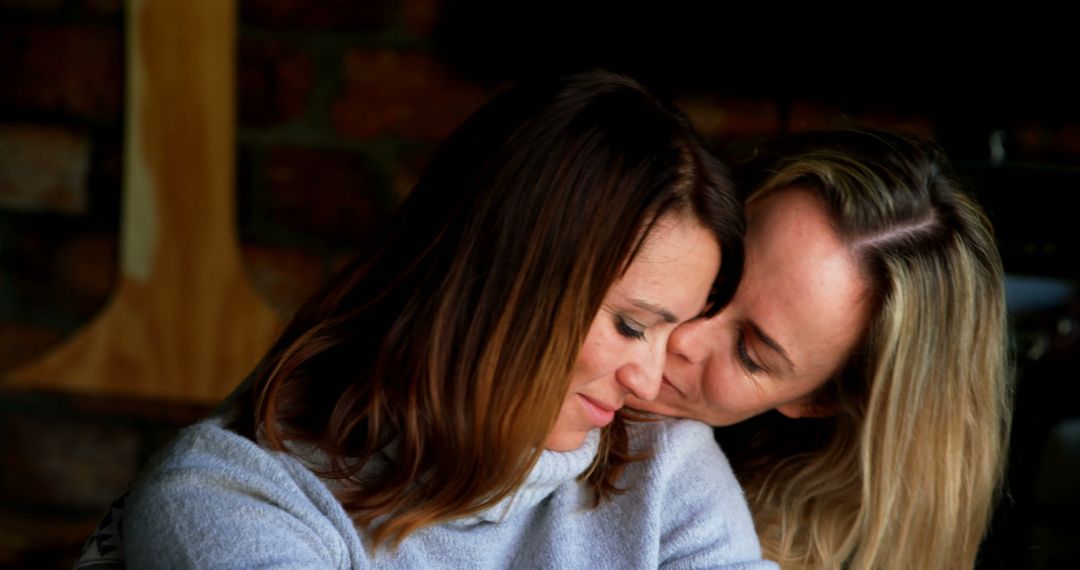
<box><xmin>3</xmin><ymin>0</ymin><xmax>282</xmax><ymax>403</ymax></box>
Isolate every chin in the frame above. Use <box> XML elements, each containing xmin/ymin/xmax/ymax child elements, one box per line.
<box><xmin>544</xmin><ymin>433</ymin><xmax>586</xmax><ymax>452</ymax></box>
<box><xmin>707</xmin><ymin>411</ymin><xmax>759</xmax><ymax>428</ymax></box>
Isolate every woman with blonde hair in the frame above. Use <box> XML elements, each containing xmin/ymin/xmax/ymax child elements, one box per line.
<box><xmin>634</xmin><ymin>128</ymin><xmax>1011</xmax><ymax>569</ymax></box>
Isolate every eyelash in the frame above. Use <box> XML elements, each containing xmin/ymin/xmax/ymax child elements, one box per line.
<box><xmin>615</xmin><ymin>316</ymin><xmax>646</xmax><ymax>341</ymax></box>
<box><xmin>737</xmin><ymin>331</ymin><xmax>765</xmax><ymax>373</ymax></box>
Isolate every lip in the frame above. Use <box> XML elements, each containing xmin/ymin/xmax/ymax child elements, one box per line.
<box><xmin>579</xmin><ymin>394</ymin><xmax>618</xmax><ymax>427</ymax></box>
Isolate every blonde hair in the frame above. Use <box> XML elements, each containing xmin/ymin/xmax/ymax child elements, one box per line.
<box><xmin>725</xmin><ymin>129</ymin><xmax>1011</xmax><ymax>569</ymax></box>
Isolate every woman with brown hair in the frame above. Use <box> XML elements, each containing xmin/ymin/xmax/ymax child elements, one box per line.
<box><xmin>81</xmin><ymin>70</ymin><xmax>776</xmax><ymax>569</ymax></box>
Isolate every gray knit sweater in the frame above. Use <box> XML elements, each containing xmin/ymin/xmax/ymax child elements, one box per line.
<box><xmin>89</xmin><ymin>417</ymin><xmax>776</xmax><ymax>569</ymax></box>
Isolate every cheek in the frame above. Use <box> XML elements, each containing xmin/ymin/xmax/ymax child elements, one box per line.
<box><xmin>698</xmin><ymin>360</ymin><xmax>736</xmax><ymax>409</ymax></box>
<box><xmin>570</xmin><ymin>324</ymin><xmax>622</xmax><ymax>389</ymax></box>
<box><xmin>697</xmin><ymin>352</ymin><xmax>771</xmax><ymax>419</ymax></box>
<box><xmin>694</xmin><ymin>329</ymin><xmax>742</xmax><ymax>407</ymax></box>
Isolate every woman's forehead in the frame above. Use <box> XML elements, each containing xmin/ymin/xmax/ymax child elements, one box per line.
<box><xmin>740</xmin><ymin>189</ymin><xmax>871</xmax><ymax>377</ymax></box>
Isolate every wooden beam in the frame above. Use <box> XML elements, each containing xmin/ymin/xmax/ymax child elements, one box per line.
<box><xmin>3</xmin><ymin>0</ymin><xmax>282</xmax><ymax>403</ymax></box>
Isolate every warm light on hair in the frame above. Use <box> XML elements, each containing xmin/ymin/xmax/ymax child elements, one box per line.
<box><xmin>228</xmin><ymin>70</ymin><xmax>744</xmax><ymax>549</ymax></box>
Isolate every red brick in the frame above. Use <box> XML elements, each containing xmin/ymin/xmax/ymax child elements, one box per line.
<box><xmin>1</xmin><ymin>230</ymin><xmax>115</xmax><ymax>324</ymax></box>
<box><xmin>0</xmin><ymin>324</ymin><xmax>65</xmax><ymax>371</ymax></box>
<box><xmin>240</xmin><ymin>0</ymin><xmax>392</xmax><ymax>30</ymax></box>
<box><xmin>0</xmin><ymin>25</ymin><xmax>123</xmax><ymax>119</ymax></box>
<box><xmin>53</xmin><ymin>235</ymin><xmax>119</xmax><ymax>305</ymax></box>
<box><xmin>91</xmin><ymin>133</ymin><xmax>124</xmax><ymax>205</ymax></box>
<box><xmin>238</xmin><ymin>38</ymin><xmax>316</xmax><ymax>128</ymax></box>
<box><xmin>263</xmin><ymin>146</ymin><xmax>383</xmax><ymax>243</ymax></box>
<box><xmin>330</xmin><ymin>50</ymin><xmax>492</xmax><ymax>141</ymax></box>
<box><xmin>789</xmin><ymin>100</ymin><xmax>846</xmax><ymax>132</ymax></box>
<box><xmin>1</xmin><ymin>414</ymin><xmax>139</xmax><ymax>510</ymax></box>
<box><xmin>401</xmin><ymin>0</ymin><xmax>442</xmax><ymax>37</ymax></box>
<box><xmin>0</xmin><ymin>124</ymin><xmax>91</xmax><ymax>215</ymax></box>
<box><xmin>675</xmin><ymin>95</ymin><xmax>781</xmax><ymax>141</ymax></box>
<box><xmin>241</xmin><ymin>244</ymin><xmax>327</xmax><ymax>317</ymax></box>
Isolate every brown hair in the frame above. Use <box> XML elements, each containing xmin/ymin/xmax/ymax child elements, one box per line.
<box><xmin>228</xmin><ymin>70</ymin><xmax>744</xmax><ymax>548</ymax></box>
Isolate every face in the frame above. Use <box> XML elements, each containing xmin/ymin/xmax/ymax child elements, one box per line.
<box><xmin>630</xmin><ymin>188</ymin><xmax>873</xmax><ymax>426</ymax></box>
<box><xmin>543</xmin><ymin>214</ymin><xmax>721</xmax><ymax>451</ymax></box>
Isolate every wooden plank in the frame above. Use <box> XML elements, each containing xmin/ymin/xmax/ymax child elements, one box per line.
<box><xmin>3</xmin><ymin>0</ymin><xmax>282</xmax><ymax>403</ymax></box>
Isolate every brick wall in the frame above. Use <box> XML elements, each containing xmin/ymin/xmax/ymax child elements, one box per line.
<box><xmin>1</xmin><ymin>1</ymin><xmax>1078</xmax><ymax>567</ymax></box>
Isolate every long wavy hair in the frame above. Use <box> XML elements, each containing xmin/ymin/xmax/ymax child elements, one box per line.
<box><xmin>228</xmin><ymin>70</ymin><xmax>744</xmax><ymax>549</ymax></box>
<box><xmin>716</xmin><ymin>128</ymin><xmax>1011</xmax><ymax>569</ymax></box>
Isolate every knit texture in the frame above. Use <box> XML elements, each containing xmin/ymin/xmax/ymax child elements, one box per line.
<box><xmin>101</xmin><ymin>418</ymin><xmax>776</xmax><ymax>569</ymax></box>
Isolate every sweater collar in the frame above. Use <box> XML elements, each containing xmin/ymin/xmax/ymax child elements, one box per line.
<box><xmin>450</xmin><ymin>428</ymin><xmax>601</xmax><ymax>526</ymax></box>
<box><xmin>277</xmin><ymin>425</ymin><xmax>602</xmax><ymax>527</ymax></box>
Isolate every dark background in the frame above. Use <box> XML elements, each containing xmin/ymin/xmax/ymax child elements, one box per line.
<box><xmin>1</xmin><ymin>1</ymin><xmax>1077</xmax><ymax>567</ymax></box>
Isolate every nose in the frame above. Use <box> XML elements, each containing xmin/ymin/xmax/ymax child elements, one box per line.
<box><xmin>616</xmin><ymin>340</ymin><xmax>666</xmax><ymax>402</ymax></box>
<box><xmin>667</xmin><ymin>317</ymin><xmax>712</xmax><ymax>365</ymax></box>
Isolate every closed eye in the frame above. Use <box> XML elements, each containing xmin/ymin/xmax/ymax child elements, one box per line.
<box><xmin>615</xmin><ymin>315</ymin><xmax>646</xmax><ymax>341</ymax></box>
<box><xmin>737</xmin><ymin>330</ymin><xmax>765</xmax><ymax>373</ymax></box>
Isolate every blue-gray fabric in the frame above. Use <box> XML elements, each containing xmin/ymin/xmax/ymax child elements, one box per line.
<box><xmin>113</xmin><ymin>417</ymin><xmax>775</xmax><ymax>569</ymax></box>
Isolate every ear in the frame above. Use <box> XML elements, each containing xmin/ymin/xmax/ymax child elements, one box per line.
<box><xmin>776</xmin><ymin>397</ymin><xmax>835</xmax><ymax>419</ymax></box>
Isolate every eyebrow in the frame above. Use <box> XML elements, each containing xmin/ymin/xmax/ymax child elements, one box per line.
<box><xmin>748</xmin><ymin>321</ymin><xmax>796</xmax><ymax>371</ymax></box>
<box><xmin>630</xmin><ymin>299</ymin><xmax>679</xmax><ymax>323</ymax></box>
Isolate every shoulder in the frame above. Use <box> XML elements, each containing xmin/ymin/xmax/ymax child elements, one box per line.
<box><xmin>136</xmin><ymin>419</ymin><xmax>301</xmax><ymax>483</ymax></box>
<box><xmin>628</xmin><ymin>417</ymin><xmax>738</xmax><ymax>484</ymax></box>
<box><xmin>131</xmin><ymin>419</ymin><xmax>313</xmax><ymax>502</ymax></box>
<box><xmin>127</xmin><ymin>418</ymin><xmax>336</xmax><ymax>508</ymax></box>
<box><xmin>122</xmin><ymin>419</ymin><xmax>364</xmax><ymax>568</ymax></box>
<box><xmin>628</xmin><ymin>415</ymin><xmax>720</xmax><ymax>448</ymax></box>
<box><xmin>624</xmin><ymin>418</ymin><xmax>777</xmax><ymax>569</ymax></box>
